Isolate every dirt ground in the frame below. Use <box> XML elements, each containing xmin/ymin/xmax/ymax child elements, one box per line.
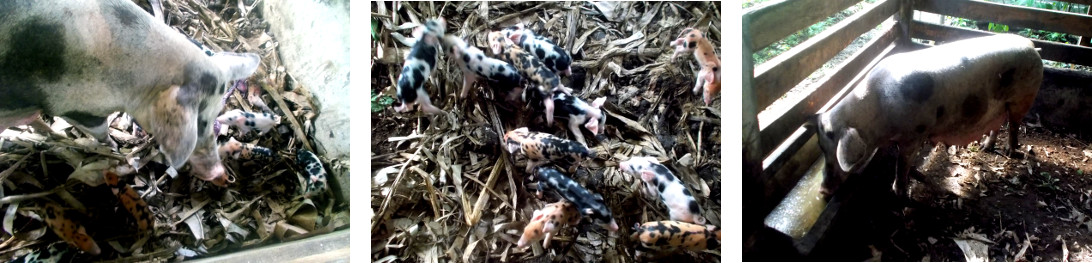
<box><xmin>370</xmin><ymin>2</ymin><xmax>721</xmax><ymax>262</ymax></box>
<box><xmin>798</xmin><ymin>124</ymin><xmax>1092</xmax><ymax>261</ymax></box>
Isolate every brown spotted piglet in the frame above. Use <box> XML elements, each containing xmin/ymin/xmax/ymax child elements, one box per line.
<box><xmin>488</xmin><ymin>31</ymin><xmax>569</xmax><ymax>125</ymax></box>
<box><xmin>503</xmin><ymin>127</ymin><xmax>595</xmax><ymax>173</ymax></box>
<box><xmin>670</xmin><ymin>28</ymin><xmax>721</xmax><ymax>106</ymax></box>
<box><xmin>394</xmin><ymin>18</ymin><xmax>446</xmax><ymax>114</ymax></box>
<box><xmin>535</xmin><ymin>166</ymin><xmax>620</xmax><ymax>232</ymax></box>
<box><xmin>517</xmin><ymin>200</ymin><xmax>581</xmax><ymax>248</ymax></box>
<box><xmin>498</xmin><ymin>23</ymin><xmax>573</xmax><ymax>76</ymax></box>
<box><xmin>631</xmin><ymin>221</ymin><xmax>720</xmax><ymax>258</ymax></box>
<box><xmin>441</xmin><ymin>34</ymin><xmax>523</xmax><ymax>100</ymax></box>
<box><xmin>619</xmin><ymin>156</ymin><xmax>706</xmax><ymax>224</ymax></box>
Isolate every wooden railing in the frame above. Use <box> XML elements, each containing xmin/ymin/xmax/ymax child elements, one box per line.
<box><xmin>743</xmin><ymin>0</ymin><xmax>1092</xmax><ymax>254</ymax></box>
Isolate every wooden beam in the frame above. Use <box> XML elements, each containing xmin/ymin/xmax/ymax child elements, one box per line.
<box><xmin>914</xmin><ymin>0</ymin><xmax>1092</xmax><ymax>37</ymax></box>
<box><xmin>745</xmin><ymin>0</ymin><xmax>862</xmax><ymax>51</ymax></box>
<box><xmin>1060</xmin><ymin>0</ymin><xmax>1092</xmax><ymax>6</ymax></box>
<box><xmin>743</xmin><ymin>20</ymin><xmax>765</xmax><ymax>199</ymax></box>
<box><xmin>761</xmin><ymin>40</ymin><xmax>898</xmax><ymax>181</ymax></box>
<box><xmin>910</xmin><ymin>20</ymin><xmax>1092</xmax><ymax>66</ymax></box>
<box><xmin>758</xmin><ymin>23</ymin><xmax>897</xmax><ymax>160</ymax></box>
<box><xmin>754</xmin><ymin>0</ymin><xmax>899</xmax><ymax>111</ymax></box>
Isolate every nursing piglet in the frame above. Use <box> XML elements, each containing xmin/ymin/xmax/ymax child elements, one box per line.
<box><xmin>808</xmin><ymin>34</ymin><xmax>1043</xmax><ymax>198</ymax></box>
<box><xmin>0</xmin><ymin>0</ymin><xmax>260</xmax><ymax>186</ymax></box>
<box><xmin>394</xmin><ymin>18</ymin><xmax>446</xmax><ymax>114</ymax></box>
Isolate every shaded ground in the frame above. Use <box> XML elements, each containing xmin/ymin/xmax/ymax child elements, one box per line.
<box><xmin>370</xmin><ymin>2</ymin><xmax>721</xmax><ymax>262</ymax></box>
<box><xmin>805</xmin><ymin>124</ymin><xmax>1092</xmax><ymax>261</ymax></box>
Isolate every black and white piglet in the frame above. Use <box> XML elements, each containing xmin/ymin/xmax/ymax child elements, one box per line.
<box><xmin>535</xmin><ymin>166</ymin><xmax>620</xmax><ymax>232</ymax></box>
<box><xmin>394</xmin><ymin>18</ymin><xmax>446</xmax><ymax>114</ymax></box>
<box><xmin>498</xmin><ymin>24</ymin><xmax>573</xmax><ymax>76</ymax></box>
<box><xmin>488</xmin><ymin>31</ymin><xmax>569</xmax><ymax>125</ymax></box>
<box><xmin>440</xmin><ymin>35</ymin><xmax>523</xmax><ymax>100</ymax></box>
<box><xmin>619</xmin><ymin>156</ymin><xmax>706</xmax><ymax>224</ymax></box>
<box><xmin>548</xmin><ymin>90</ymin><xmax>607</xmax><ymax>146</ymax></box>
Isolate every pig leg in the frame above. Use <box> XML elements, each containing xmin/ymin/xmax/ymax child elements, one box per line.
<box><xmin>894</xmin><ymin>143</ymin><xmax>922</xmax><ymax>201</ymax></box>
<box><xmin>568</xmin><ymin>119</ymin><xmax>587</xmax><ymax>146</ymax></box>
<box><xmin>459</xmin><ymin>73</ymin><xmax>479</xmax><ymax>98</ymax></box>
<box><xmin>62</xmin><ymin>114</ymin><xmax>118</xmax><ymax>149</ymax></box>
<box><xmin>981</xmin><ymin>130</ymin><xmax>999</xmax><ymax>152</ymax></box>
<box><xmin>415</xmin><ymin>89</ymin><xmax>444</xmax><ymax>115</ymax></box>
<box><xmin>544</xmin><ymin>97</ymin><xmax>556</xmax><ymax>125</ymax></box>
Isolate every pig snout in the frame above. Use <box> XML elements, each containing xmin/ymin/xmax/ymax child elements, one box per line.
<box><xmin>187</xmin><ymin>148</ymin><xmax>230</xmax><ymax>186</ymax></box>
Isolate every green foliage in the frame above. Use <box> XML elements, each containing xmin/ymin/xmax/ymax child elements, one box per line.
<box><xmin>987</xmin><ymin>23</ymin><xmax>1009</xmax><ymax>33</ymax></box>
<box><xmin>372</xmin><ymin>90</ymin><xmax>395</xmax><ymax>113</ymax></box>
<box><xmin>1037</xmin><ymin>172</ymin><xmax>1061</xmax><ymax>191</ymax></box>
<box><xmin>372</xmin><ymin>18</ymin><xmax>379</xmax><ymax>41</ymax></box>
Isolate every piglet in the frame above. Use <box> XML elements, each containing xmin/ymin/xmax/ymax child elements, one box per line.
<box><xmin>104</xmin><ymin>170</ymin><xmax>153</xmax><ymax>235</ymax></box>
<box><xmin>550</xmin><ymin>90</ymin><xmax>607</xmax><ymax>146</ymax></box>
<box><xmin>503</xmin><ymin>127</ymin><xmax>595</xmax><ymax>173</ymax></box>
<box><xmin>517</xmin><ymin>200</ymin><xmax>581</xmax><ymax>248</ymax></box>
<box><xmin>394</xmin><ymin>18</ymin><xmax>446</xmax><ymax>114</ymax></box>
<box><xmin>808</xmin><ymin>34</ymin><xmax>1043</xmax><ymax>199</ymax></box>
<box><xmin>535</xmin><ymin>166</ymin><xmax>619</xmax><ymax>232</ymax></box>
<box><xmin>499</xmin><ymin>24</ymin><xmax>573</xmax><ymax>76</ymax></box>
<box><xmin>670</xmin><ymin>28</ymin><xmax>721</xmax><ymax>105</ymax></box>
<box><xmin>297</xmin><ymin>149</ymin><xmax>328</xmax><ymax>198</ymax></box>
<box><xmin>216</xmin><ymin>109</ymin><xmax>280</xmax><ymax>136</ymax></box>
<box><xmin>619</xmin><ymin>156</ymin><xmax>706</xmax><ymax>224</ymax></box>
<box><xmin>488</xmin><ymin>31</ymin><xmax>569</xmax><ymax>125</ymax></box>
<box><xmin>631</xmin><ymin>221</ymin><xmax>720</xmax><ymax>258</ymax></box>
<box><xmin>43</xmin><ymin>203</ymin><xmax>100</xmax><ymax>255</ymax></box>
<box><xmin>218</xmin><ymin>137</ymin><xmax>276</xmax><ymax>162</ymax></box>
<box><xmin>0</xmin><ymin>0</ymin><xmax>260</xmax><ymax>186</ymax></box>
<box><xmin>441</xmin><ymin>35</ymin><xmax>523</xmax><ymax>99</ymax></box>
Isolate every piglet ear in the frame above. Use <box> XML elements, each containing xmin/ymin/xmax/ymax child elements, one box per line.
<box><xmin>592</xmin><ymin>97</ymin><xmax>606</xmax><ymax>108</ymax></box>
<box><xmin>211</xmin><ymin>53</ymin><xmax>260</xmax><ymax>81</ymax></box>
<box><xmin>640</xmin><ymin>170</ymin><xmax>656</xmax><ymax>183</ymax></box>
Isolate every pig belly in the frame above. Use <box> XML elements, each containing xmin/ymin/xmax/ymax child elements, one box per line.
<box><xmin>0</xmin><ymin>110</ymin><xmax>41</xmax><ymax>130</ymax></box>
<box><xmin>931</xmin><ymin>113</ymin><xmax>1006</xmax><ymax>146</ymax></box>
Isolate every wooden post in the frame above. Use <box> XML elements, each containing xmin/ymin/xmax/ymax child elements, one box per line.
<box><xmin>897</xmin><ymin>0</ymin><xmax>915</xmax><ymax>47</ymax></box>
<box><xmin>742</xmin><ymin>16</ymin><xmax>766</xmax><ymax>238</ymax></box>
<box><xmin>1080</xmin><ymin>6</ymin><xmax>1092</xmax><ymax>47</ymax></box>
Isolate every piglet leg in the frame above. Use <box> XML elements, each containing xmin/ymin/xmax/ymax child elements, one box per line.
<box><xmin>568</xmin><ymin>119</ymin><xmax>587</xmax><ymax>146</ymax></box>
<box><xmin>545</xmin><ymin>97</ymin><xmax>555</xmax><ymax>125</ymax></box>
<box><xmin>416</xmin><ymin>89</ymin><xmax>444</xmax><ymax>115</ymax></box>
<box><xmin>459</xmin><ymin>74</ymin><xmax>479</xmax><ymax>98</ymax></box>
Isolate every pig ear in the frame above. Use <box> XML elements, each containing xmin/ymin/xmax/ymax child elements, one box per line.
<box><xmin>211</xmin><ymin>53</ymin><xmax>260</xmax><ymax>81</ymax></box>
<box><xmin>835</xmin><ymin>128</ymin><xmax>875</xmax><ymax>173</ymax></box>
<box><xmin>592</xmin><ymin>97</ymin><xmax>606</xmax><ymax>108</ymax></box>
<box><xmin>640</xmin><ymin>170</ymin><xmax>656</xmax><ymax>182</ymax></box>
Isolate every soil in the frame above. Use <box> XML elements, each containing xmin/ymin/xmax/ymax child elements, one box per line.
<box><xmin>806</xmin><ymin>125</ymin><xmax>1092</xmax><ymax>261</ymax></box>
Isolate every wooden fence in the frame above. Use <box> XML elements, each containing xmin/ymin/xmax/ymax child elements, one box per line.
<box><xmin>742</xmin><ymin>0</ymin><xmax>1092</xmax><ymax>255</ymax></box>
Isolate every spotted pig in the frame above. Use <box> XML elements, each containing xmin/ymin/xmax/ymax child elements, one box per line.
<box><xmin>619</xmin><ymin>156</ymin><xmax>706</xmax><ymax>224</ymax></box>
<box><xmin>549</xmin><ymin>90</ymin><xmax>607</xmax><ymax>146</ymax></box>
<box><xmin>216</xmin><ymin>109</ymin><xmax>280</xmax><ymax>136</ymax></box>
<box><xmin>503</xmin><ymin>127</ymin><xmax>595</xmax><ymax>173</ymax></box>
<box><xmin>297</xmin><ymin>149</ymin><xmax>328</xmax><ymax>198</ymax></box>
<box><xmin>394</xmin><ymin>18</ymin><xmax>446</xmax><ymax>114</ymax></box>
<box><xmin>218</xmin><ymin>137</ymin><xmax>276</xmax><ymax>162</ymax></box>
<box><xmin>498</xmin><ymin>23</ymin><xmax>573</xmax><ymax>76</ymax></box>
<box><xmin>808</xmin><ymin>34</ymin><xmax>1043</xmax><ymax>198</ymax></box>
<box><xmin>488</xmin><ymin>31</ymin><xmax>568</xmax><ymax>125</ymax></box>
<box><xmin>44</xmin><ymin>202</ymin><xmax>100</xmax><ymax>255</ymax></box>
<box><xmin>517</xmin><ymin>200</ymin><xmax>581</xmax><ymax>248</ymax></box>
<box><xmin>440</xmin><ymin>34</ymin><xmax>522</xmax><ymax>100</ymax></box>
<box><xmin>104</xmin><ymin>170</ymin><xmax>153</xmax><ymax>235</ymax></box>
<box><xmin>535</xmin><ymin>166</ymin><xmax>619</xmax><ymax>232</ymax></box>
<box><xmin>670</xmin><ymin>28</ymin><xmax>721</xmax><ymax>105</ymax></box>
<box><xmin>0</xmin><ymin>0</ymin><xmax>260</xmax><ymax>186</ymax></box>
<box><xmin>631</xmin><ymin>221</ymin><xmax>720</xmax><ymax>258</ymax></box>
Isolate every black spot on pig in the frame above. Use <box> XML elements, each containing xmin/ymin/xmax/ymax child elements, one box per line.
<box><xmin>657</xmin><ymin>182</ymin><xmax>666</xmax><ymax>192</ymax></box>
<box><xmin>1</xmin><ymin>19</ymin><xmax>67</xmax><ymax>84</ymax></box>
<box><xmin>689</xmin><ymin>33</ymin><xmax>696</xmax><ymax>39</ymax></box>
<box><xmin>461</xmin><ymin>55</ymin><xmax>470</xmax><ymax>63</ymax></box>
<box><xmin>688</xmin><ymin>201</ymin><xmax>701</xmax><ymax>213</ymax></box>
<box><xmin>476</xmin><ymin>54</ymin><xmax>483</xmax><ymax>61</ymax></box>
<box><xmin>688</xmin><ymin>41</ymin><xmax>696</xmax><ymax>49</ymax></box>
<box><xmin>901</xmin><ymin>73</ymin><xmax>934</xmax><ymax>103</ymax></box>
<box><xmin>961</xmin><ymin>95</ymin><xmax>986</xmax><ymax>121</ymax></box>
<box><xmin>109</xmin><ymin>3</ymin><xmax>141</xmax><ymax>27</ymax></box>
<box><xmin>63</xmin><ymin>111</ymin><xmax>105</xmax><ymax>128</ymax></box>
<box><xmin>995</xmin><ymin>67</ymin><xmax>1016</xmax><ymax>99</ymax></box>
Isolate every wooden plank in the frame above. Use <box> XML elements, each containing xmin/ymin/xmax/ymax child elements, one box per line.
<box><xmin>754</xmin><ymin>0</ymin><xmax>899</xmax><ymax>111</ymax></box>
<box><xmin>1060</xmin><ymin>0</ymin><xmax>1092</xmax><ymax>6</ymax></box>
<box><xmin>745</xmin><ymin>0</ymin><xmax>862</xmax><ymax>51</ymax></box>
<box><xmin>761</xmin><ymin>40</ymin><xmax>898</xmax><ymax>181</ymax></box>
<box><xmin>910</xmin><ymin>20</ymin><xmax>1092</xmax><ymax>66</ymax></box>
<box><xmin>743</xmin><ymin>20</ymin><xmax>764</xmax><ymax>197</ymax></box>
<box><xmin>758</xmin><ymin>23</ymin><xmax>897</xmax><ymax>160</ymax></box>
<box><xmin>915</xmin><ymin>0</ymin><xmax>1092</xmax><ymax>37</ymax></box>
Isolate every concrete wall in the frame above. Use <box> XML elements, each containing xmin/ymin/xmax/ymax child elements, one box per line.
<box><xmin>261</xmin><ymin>0</ymin><xmax>350</xmax><ymax>203</ymax></box>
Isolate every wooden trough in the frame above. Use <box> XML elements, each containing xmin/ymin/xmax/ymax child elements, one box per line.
<box><xmin>742</xmin><ymin>0</ymin><xmax>1092</xmax><ymax>259</ymax></box>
